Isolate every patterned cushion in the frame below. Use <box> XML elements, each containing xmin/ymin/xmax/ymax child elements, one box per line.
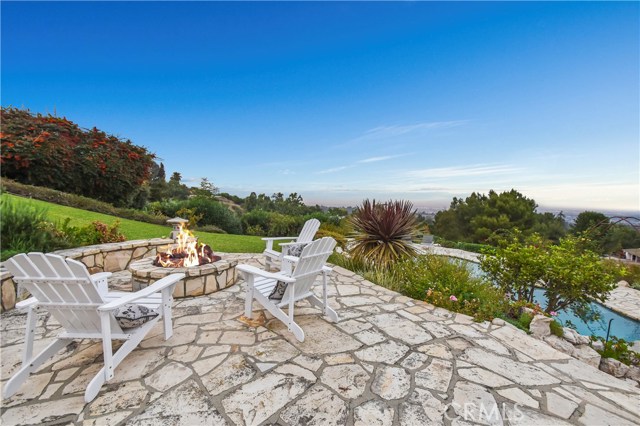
<box><xmin>268</xmin><ymin>281</ymin><xmax>289</xmax><ymax>300</ymax></box>
<box><xmin>287</xmin><ymin>242</ymin><xmax>309</xmax><ymax>257</ymax></box>
<box><xmin>114</xmin><ymin>304</ymin><xmax>159</xmax><ymax>329</ymax></box>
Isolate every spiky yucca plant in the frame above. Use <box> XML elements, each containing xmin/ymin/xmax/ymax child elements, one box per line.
<box><xmin>349</xmin><ymin>199</ymin><xmax>419</xmax><ymax>269</ymax></box>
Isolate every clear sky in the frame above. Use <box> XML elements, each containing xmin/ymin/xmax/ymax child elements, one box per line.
<box><xmin>2</xmin><ymin>1</ymin><xmax>639</xmax><ymax>213</ymax></box>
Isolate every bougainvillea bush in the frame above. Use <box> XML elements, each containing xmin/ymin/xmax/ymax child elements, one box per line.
<box><xmin>1</xmin><ymin>107</ymin><xmax>155</xmax><ymax>207</ymax></box>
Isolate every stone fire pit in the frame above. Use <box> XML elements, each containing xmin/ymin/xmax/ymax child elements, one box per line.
<box><xmin>129</xmin><ymin>256</ymin><xmax>238</xmax><ymax>298</ymax></box>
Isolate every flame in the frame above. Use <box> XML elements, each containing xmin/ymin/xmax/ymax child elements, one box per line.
<box><xmin>154</xmin><ymin>224</ymin><xmax>219</xmax><ymax>268</ymax></box>
<box><xmin>175</xmin><ymin>224</ymin><xmax>199</xmax><ymax>267</ymax></box>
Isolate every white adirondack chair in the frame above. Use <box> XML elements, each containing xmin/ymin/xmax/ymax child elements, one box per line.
<box><xmin>238</xmin><ymin>237</ymin><xmax>338</xmax><ymax>342</ymax></box>
<box><xmin>262</xmin><ymin>218</ymin><xmax>320</xmax><ymax>271</ymax></box>
<box><xmin>2</xmin><ymin>253</ymin><xmax>184</xmax><ymax>403</ymax></box>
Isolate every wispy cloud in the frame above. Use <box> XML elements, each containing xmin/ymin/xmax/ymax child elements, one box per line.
<box><xmin>365</xmin><ymin>120</ymin><xmax>468</xmax><ymax>138</ymax></box>
<box><xmin>357</xmin><ymin>154</ymin><xmax>407</xmax><ymax>164</ymax></box>
<box><xmin>316</xmin><ymin>153</ymin><xmax>408</xmax><ymax>174</ymax></box>
<box><xmin>346</xmin><ymin>120</ymin><xmax>469</xmax><ymax>145</ymax></box>
<box><xmin>316</xmin><ymin>165</ymin><xmax>352</xmax><ymax>174</ymax></box>
<box><xmin>279</xmin><ymin>169</ymin><xmax>295</xmax><ymax>175</ymax></box>
<box><xmin>405</xmin><ymin>164</ymin><xmax>521</xmax><ymax>179</ymax></box>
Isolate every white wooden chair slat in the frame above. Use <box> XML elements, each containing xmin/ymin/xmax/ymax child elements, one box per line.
<box><xmin>11</xmin><ymin>254</ymin><xmax>44</xmax><ymax>278</ymax></box>
<box><xmin>42</xmin><ymin>254</ymin><xmax>77</xmax><ymax>278</ymax></box>
<box><xmin>66</xmin><ymin>257</ymin><xmax>93</xmax><ymax>280</ymax></box>
<box><xmin>239</xmin><ymin>237</ymin><xmax>338</xmax><ymax>342</ymax></box>
<box><xmin>33</xmin><ymin>281</ymin><xmax>63</xmax><ymax>303</ymax></box>
<box><xmin>27</xmin><ymin>253</ymin><xmax>59</xmax><ymax>277</ymax></box>
<box><xmin>262</xmin><ymin>218</ymin><xmax>320</xmax><ymax>271</ymax></box>
<box><xmin>55</xmin><ymin>281</ymin><xmax>79</xmax><ymax>303</ymax></box>
<box><xmin>18</xmin><ymin>283</ymin><xmax>48</xmax><ymax>305</ymax></box>
<box><xmin>70</xmin><ymin>279</ymin><xmax>101</xmax><ymax>303</ymax></box>
<box><xmin>2</xmin><ymin>252</ymin><xmax>184</xmax><ymax>403</ymax></box>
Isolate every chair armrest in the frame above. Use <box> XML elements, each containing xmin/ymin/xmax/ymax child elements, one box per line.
<box><xmin>281</xmin><ymin>256</ymin><xmax>333</xmax><ymax>273</ymax></box>
<box><xmin>280</xmin><ymin>241</ymin><xmax>307</xmax><ymax>247</ymax></box>
<box><xmin>237</xmin><ymin>264</ymin><xmax>295</xmax><ymax>283</ymax></box>
<box><xmin>261</xmin><ymin>237</ymin><xmax>297</xmax><ymax>251</ymax></box>
<box><xmin>98</xmin><ymin>273</ymin><xmax>185</xmax><ymax>311</ymax></box>
<box><xmin>16</xmin><ymin>297</ymin><xmax>39</xmax><ymax>310</ymax></box>
<box><xmin>90</xmin><ymin>272</ymin><xmax>112</xmax><ymax>281</ymax></box>
<box><xmin>261</xmin><ymin>237</ymin><xmax>297</xmax><ymax>241</ymax></box>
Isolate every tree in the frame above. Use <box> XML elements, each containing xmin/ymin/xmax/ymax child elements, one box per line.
<box><xmin>571</xmin><ymin>211</ymin><xmax>610</xmax><ymax>253</ymax></box>
<box><xmin>149</xmin><ymin>162</ymin><xmax>168</xmax><ymax>201</ymax></box>
<box><xmin>166</xmin><ymin>172</ymin><xmax>190</xmax><ymax>200</ymax></box>
<box><xmin>432</xmin><ymin>189</ymin><xmax>539</xmax><ymax>244</ymax></box>
<box><xmin>572</xmin><ymin>211</ymin><xmax>609</xmax><ymax>235</ymax></box>
<box><xmin>191</xmin><ymin>177</ymin><xmax>219</xmax><ymax>198</ymax></box>
<box><xmin>532</xmin><ymin>212</ymin><xmax>567</xmax><ymax>243</ymax></box>
<box><xmin>542</xmin><ymin>236</ymin><xmax>621</xmax><ymax>314</ymax></box>
<box><xmin>480</xmin><ymin>232</ymin><xmax>547</xmax><ymax>303</ymax></box>
<box><xmin>480</xmin><ymin>233</ymin><xmax>623</xmax><ymax>316</ymax></box>
<box><xmin>603</xmin><ymin>223</ymin><xmax>640</xmax><ymax>254</ymax></box>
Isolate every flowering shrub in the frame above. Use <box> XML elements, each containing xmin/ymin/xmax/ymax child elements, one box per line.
<box><xmin>1</xmin><ymin>107</ymin><xmax>155</xmax><ymax>207</ymax></box>
<box><xmin>592</xmin><ymin>336</ymin><xmax>640</xmax><ymax>366</ymax></box>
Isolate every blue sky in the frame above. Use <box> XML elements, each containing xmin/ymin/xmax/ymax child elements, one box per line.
<box><xmin>2</xmin><ymin>2</ymin><xmax>638</xmax><ymax>212</ymax></box>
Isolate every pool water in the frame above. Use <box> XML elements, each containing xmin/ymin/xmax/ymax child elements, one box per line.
<box><xmin>531</xmin><ymin>289</ymin><xmax>640</xmax><ymax>342</ymax></box>
<box><xmin>461</xmin><ymin>259</ymin><xmax>640</xmax><ymax>341</ymax></box>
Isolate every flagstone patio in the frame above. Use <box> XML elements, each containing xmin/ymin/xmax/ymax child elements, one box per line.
<box><xmin>1</xmin><ymin>254</ymin><xmax>639</xmax><ymax>425</ymax></box>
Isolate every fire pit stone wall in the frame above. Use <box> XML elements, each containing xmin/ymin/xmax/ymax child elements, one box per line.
<box><xmin>129</xmin><ymin>256</ymin><xmax>238</xmax><ymax>298</ymax></box>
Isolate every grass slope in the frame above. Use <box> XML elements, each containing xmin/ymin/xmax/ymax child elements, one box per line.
<box><xmin>5</xmin><ymin>194</ymin><xmax>266</xmax><ymax>253</ymax></box>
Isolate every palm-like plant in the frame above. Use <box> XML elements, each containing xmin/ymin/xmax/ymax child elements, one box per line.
<box><xmin>349</xmin><ymin>199</ymin><xmax>419</xmax><ymax>268</ymax></box>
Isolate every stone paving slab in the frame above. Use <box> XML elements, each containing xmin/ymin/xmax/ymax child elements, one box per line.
<box><xmin>1</xmin><ymin>254</ymin><xmax>639</xmax><ymax>425</ymax></box>
<box><xmin>602</xmin><ymin>284</ymin><xmax>640</xmax><ymax>322</ymax></box>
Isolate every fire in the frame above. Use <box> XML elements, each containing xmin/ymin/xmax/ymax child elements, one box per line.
<box><xmin>153</xmin><ymin>224</ymin><xmax>220</xmax><ymax>268</ymax></box>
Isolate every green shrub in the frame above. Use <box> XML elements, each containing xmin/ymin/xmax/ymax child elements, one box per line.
<box><xmin>608</xmin><ymin>260</ymin><xmax>640</xmax><ymax>288</ymax></box>
<box><xmin>517</xmin><ymin>311</ymin><xmax>534</xmax><ymax>331</ymax></box>
<box><xmin>0</xmin><ymin>194</ymin><xmax>129</xmax><ymax>260</ymax></box>
<box><xmin>434</xmin><ymin>237</ymin><xmax>491</xmax><ymax>253</ymax></box>
<box><xmin>84</xmin><ymin>221</ymin><xmax>127</xmax><ymax>244</ymax></box>
<box><xmin>267</xmin><ymin>212</ymin><xmax>305</xmax><ymax>236</ymax></box>
<box><xmin>315</xmin><ymin>229</ymin><xmax>347</xmax><ymax>248</ymax></box>
<box><xmin>185</xmin><ymin>197</ymin><xmax>242</xmax><ymax>234</ymax></box>
<box><xmin>330</xmin><ymin>252</ymin><xmax>505</xmax><ymax>322</ymax></box>
<box><xmin>550</xmin><ymin>319</ymin><xmax>564</xmax><ymax>337</ymax></box>
<box><xmin>194</xmin><ymin>224</ymin><xmax>226</xmax><ymax>234</ymax></box>
<box><xmin>393</xmin><ymin>256</ymin><xmax>506</xmax><ymax>321</ymax></box>
<box><xmin>592</xmin><ymin>336</ymin><xmax>640</xmax><ymax>366</ymax></box>
<box><xmin>2</xmin><ymin>179</ymin><xmax>168</xmax><ymax>224</ymax></box>
<box><xmin>148</xmin><ymin>196</ymin><xmax>242</xmax><ymax>234</ymax></box>
<box><xmin>241</xmin><ymin>209</ymin><xmax>271</xmax><ymax>235</ymax></box>
<box><xmin>0</xmin><ymin>194</ymin><xmax>55</xmax><ymax>259</ymax></box>
<box><xmin>146</xmin><ymin>199</ymin><xmax>183</xmax><ymax>217</ymax></box>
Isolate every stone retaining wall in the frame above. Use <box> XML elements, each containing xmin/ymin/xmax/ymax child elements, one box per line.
<box><xmin>420</xmin><ymin>245</ymin><xmax>481</xmax><ymax>262</ymax></box>
<box><xmin>0</xmin><ymin>238</ymin><xmax>173</xmax><ymax>312</ymax></box>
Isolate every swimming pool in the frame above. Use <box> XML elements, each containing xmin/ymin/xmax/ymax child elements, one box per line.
<box><xmin>461</xmin><ymin>259</ymin><xmax>640</xmax><ymax>341</ymax></box>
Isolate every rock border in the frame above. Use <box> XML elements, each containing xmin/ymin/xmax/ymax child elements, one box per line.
<box><xmin>529</xmin><ymin>313</ymin><xmax>640</xmax><ymax>386</ymax></box>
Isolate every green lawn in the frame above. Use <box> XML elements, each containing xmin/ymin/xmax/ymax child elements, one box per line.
<box><xmin>5</xmin><ymin>194</ymin><xmax>267</xmax><ymax>253</ymax></box>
